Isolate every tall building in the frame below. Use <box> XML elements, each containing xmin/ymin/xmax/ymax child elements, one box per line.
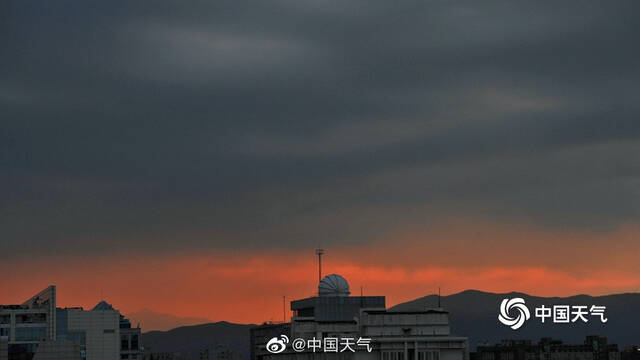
<box><xmin>251</xmin><ymin>274</ymin><xmax>468</xmax><ymax>360</ymax></box>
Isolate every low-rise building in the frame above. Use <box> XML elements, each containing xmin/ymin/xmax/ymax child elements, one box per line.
<box><xmin>199</xmin><ymin>343</ymin><xmax>243</xmax><ymax>360</ymax></box>
<box><xmin>471</xmin><ymin>336</ymin><xmax>619</xmax><ymax>360</ymax></box>
<box><xmin>621</xmin><ymin>346</ymin><xmax>640</xmax><ymax>360</ymax></box>
<box><xmin>251</xmin><ymin>274</ymin><xmax>468</xmax><ymax>360</ymax></box>
<box><xmin>1</xmin><ymin>286</ymin><xmax>142</xmax><ymax>360</ymax></box>
<box><xmin>31</xmin><ymin>339</ymin><xmax>82</xmax><ymax>360</ymax></box>
<box><xmin>120</xmin><ymin>312</ymin><xmax>143</xmax><ymax>360</ymax></box>
<box><xmin>0</xmin><ymin>338</ymin><xmax>8</xmax><ymax>360</ymax></box>
<box><xmin>142</xmin><ymin>351</ymin><xmax>188</xmax><ymax>360</ymax></box>
<box><xmin>0</xmin><ymin>286</ymin><xmax>61</xmax><ymax>359</ymax></box>
<box><xmin>251</xmin><ymin>323</ymin><xmax>291</xmax><ymax>360</ymax></box>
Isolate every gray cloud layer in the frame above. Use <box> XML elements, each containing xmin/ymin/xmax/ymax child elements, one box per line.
<box><xmin>1</xmin><ymin>1</ymin><xmax>639</xmax><ymax>257</ymax></box>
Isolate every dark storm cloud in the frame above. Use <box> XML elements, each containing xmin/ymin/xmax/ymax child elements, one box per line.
<box><xmin>1</xmin><ymin>0</ymin><xmax>639</xmax><ymax>257</ymax></box>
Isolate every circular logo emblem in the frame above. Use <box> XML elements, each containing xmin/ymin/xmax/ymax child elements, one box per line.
<box><xmin>498</xmin><ymin>298</ymin><xmax>530</xmax><ymax>330</ymax></box>
<box><xmin>266</xmin><ymin>335</ymin><xmax>289</xmax><ymax>353</ymax></box>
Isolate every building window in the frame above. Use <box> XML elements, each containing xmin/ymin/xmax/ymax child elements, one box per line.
<box><xmin>122</xmin><ymin>335</ymin><xmax>130</xmax><ymax>350</ymax></box>
<box><xmin>15</xmin><ymin>326</ymin><xmax>46</xmax><ymax>341</ymax></box>
<box><xmin>419</xmin><ymin>350</ymin><xmax>440</xmax><ymax>360</ymax></box>
<box><xmin>384</xmin><ymin>351</ymin><xmax>405</xmax><ymax>360</ymax></box>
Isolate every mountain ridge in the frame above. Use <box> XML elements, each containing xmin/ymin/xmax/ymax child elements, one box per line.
<box><xmin>140</xmin><ymin>290</ymin><xmax>640</xmax><ymax>359</ymax></box>
<box><xmin>391</xmin><ymin>290</ymin><xmax>640</xmax><ymax>350</ymax></box>
<box><xmin>142</xmin><ymin>321</ymin><xmax>254</xmax><ymax>360</ymax></box>
<box><xmin>126</xmin><ymin>308</ymin><xmax>213</xmax><ymax>332</ymax></box>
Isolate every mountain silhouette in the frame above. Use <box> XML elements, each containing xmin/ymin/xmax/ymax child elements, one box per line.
<box><xmin>391</xmin><ymin>290</ymin><xmax>640</xmax><ymax>350</ymax></box>
<box><xmin>142</xmin><ymin>321</ymin><xmax>253</xmax><ymax>360</ymax></box>
<box><xmin>126</xmin><ymin>309</ymin><xmax>212</xmax><ymax>332</ymax></box>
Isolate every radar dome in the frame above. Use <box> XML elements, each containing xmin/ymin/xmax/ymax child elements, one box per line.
<box><xmin>318</xmin><ymin>274</ymin><xmax>350</xmax><ymax>297</ymax></box>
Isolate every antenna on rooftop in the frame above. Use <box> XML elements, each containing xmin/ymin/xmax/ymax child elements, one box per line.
<box><xmin>438</xmin><ymin>287</ymin><xmax>441</xmax><ymax>308</ymax></box>
<box><xmin>315</xmin><ymin>248</ymin><xmax>324</xmax><ymax>283</ymax></box>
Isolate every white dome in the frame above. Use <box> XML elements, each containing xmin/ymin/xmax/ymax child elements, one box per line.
<box><xmin>318</xmin><ymin>274</ymin><xmax>350</xmax><ymax>297</ymax></box>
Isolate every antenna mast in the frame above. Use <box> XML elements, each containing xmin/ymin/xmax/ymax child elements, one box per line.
<box><xmin>315</xmin><ymin>249</ymin><xmax>324</xmax><ymax>283</ymax></box>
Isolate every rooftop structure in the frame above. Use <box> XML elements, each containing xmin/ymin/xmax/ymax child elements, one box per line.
<box><xmin>319</xmin><ymin>274</ymin><xmax>351</xmax><ymax>297</ymax></box>
<box><xmin>251</xmin><ymin>273</ymin><xmax>468</xmax><ymax>360</ymax></box>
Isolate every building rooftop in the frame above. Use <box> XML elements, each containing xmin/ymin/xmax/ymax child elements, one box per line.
<box><xmin>92</xmin><ymin>301</ymin><xmax>117</xmax><ymax>311</ymax></box>
<box><xmin>318</xmin><ymin>274</ymin><xmax>351</xmax><ymax>297</ymax></box>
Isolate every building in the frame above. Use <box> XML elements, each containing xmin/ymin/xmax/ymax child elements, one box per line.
<box><xmin>31</xmin><ymin>340</ymin><xmax>82</xmax><ymax>360</ymax></box>
<box><xmin>71</xmin><ymin>300</ymin><xmax>143</xmax><ymax>359</ymax></box>
<box><xmin>621</xmin><ymin>346</ymin><xmax>640</xmax><ymax>360</ymax></box>
<box><xmin>59</xmin><ymin>303</ymin><xmax>120</xmax><ymax>360</ymax></box>
<box><xmin>1</xmin><ymin>286</ymin><xmax>142</xmax><ymax>360</ymax></box>
<box><xmin>199</xmin><ymin>343</ymin><xmax>243</xmax><ymax>360</ymax></box>
<box><xmin>359</xmin><ymin>309</ymin><xmax>467</xmax><ymax>360</ymax></box>
<box><xmin>119</xmin><ymin>310</ymin><xmax>143</xmax><ymax>360</ymax></box>
<box><xmin>0</xmin><ymin>286</ymin><xmax>60</xmax><ymax>359</ymax></box>
<box><xmin>0</xmin><ymin>338</ymin><xmax>7</xmax><ymax>360</ymax></box>
<box><xmin>142</xmin><ymin>352</ymin><xmax>188</xmax><ymax>360</ymax></box>
<box><xmin>471</xmin><ymin>336</ymin><xmax>620</xmax><ymax>360</ymax></box>
<box><xmin>251</xmin><ymin>323</ymin><xmax>291</xmax><ymax>360</ymax></box>
<box><xmin>251</xmin><ymin>274</ymin><xmax>468</xmax><ymax>360</ymax></box>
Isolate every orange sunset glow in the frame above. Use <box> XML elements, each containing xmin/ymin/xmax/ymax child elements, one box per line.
<box><xmin>4</xmin><ymin>219</ymin><xmax>640</xmax><ymax>330</ymax></box>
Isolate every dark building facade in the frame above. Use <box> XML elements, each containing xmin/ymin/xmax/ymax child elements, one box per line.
<box><xmin>471</xmin><ymin>337</ymin><xmax>619</xmax><ymax>360</ymax></box>
<box><xmin>621</xmin><ymin>346</ymin><xmax>640</xmax><ymax>360</ymax></box>
<box><xmin>251</xmin><ymin>274</ymin><xmax>468</xmax><ymax>360</ymax></box>
<box><xmin>250</xmin><ymin>323</ymin><xmax>291</xmax><ymax>360</ymax></box>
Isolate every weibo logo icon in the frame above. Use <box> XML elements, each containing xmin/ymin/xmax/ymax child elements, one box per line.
<box><xmin>498</xmin><ymin>298</ymin><xmax>531</xmax><ymax>330</ymax></box>
<box><xmin>266</xmin><ymin>335</ymin><xmax>289</xmax><ymax>353</ymax></box>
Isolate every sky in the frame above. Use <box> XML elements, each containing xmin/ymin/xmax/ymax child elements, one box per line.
<box><xmin>1</xmin><ymin>1</ymin><xmax>640</xmax><ymax>330</ymax></box>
